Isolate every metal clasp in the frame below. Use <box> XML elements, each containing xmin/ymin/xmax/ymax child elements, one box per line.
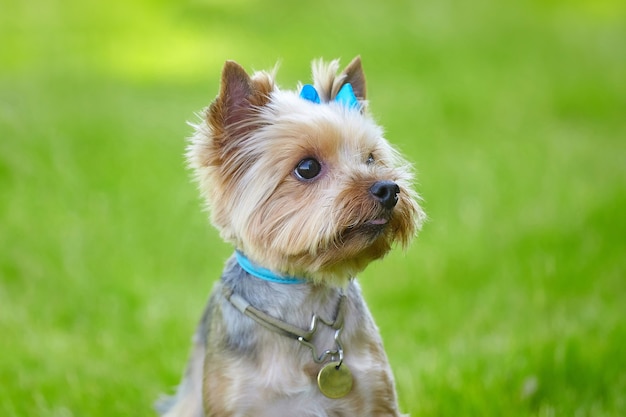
<box><xmin>297</xmin><ymin>314</ymin><xmax>345</xmax><ymax>365</ymax></box>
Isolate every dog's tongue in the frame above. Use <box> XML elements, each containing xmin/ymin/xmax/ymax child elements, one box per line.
<box><xmin>369</xmin><ymin>218</ymin><xmax>388</xmax><ymax>225</ymax></box>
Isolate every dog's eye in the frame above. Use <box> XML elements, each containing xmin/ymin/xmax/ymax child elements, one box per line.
<box><xmin>294</xmin><ymin>158</ymin><xmax>322</xmax><ymax>180</ymax></box>
<box><xmin>366</xmin><ymin>153</ymin><xmax>375</xmax><ymax>165</ymax></box>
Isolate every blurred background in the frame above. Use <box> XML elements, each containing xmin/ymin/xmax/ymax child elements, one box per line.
<box><xmin>1</xmin><ymin>0</ymin><xmax>625</xmax><ymax>415</ymax></box>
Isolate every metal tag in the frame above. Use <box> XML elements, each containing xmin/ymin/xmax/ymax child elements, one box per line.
<box><xmin>317</xmin><ymin>361</ymin><xmax>353</xmax><ymax>399</ymax></box>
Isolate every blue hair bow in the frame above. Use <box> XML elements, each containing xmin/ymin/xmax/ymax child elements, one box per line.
<box><xmin>299</xmin><ymin>83</ymin><xmax>361</xmax><ymax>110</ymax></box>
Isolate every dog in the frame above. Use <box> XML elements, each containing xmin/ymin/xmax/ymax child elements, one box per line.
<box><xmin>157</xmin><ymin>57</ymin><xmax>425</xmax><ymax>417</ymax></box>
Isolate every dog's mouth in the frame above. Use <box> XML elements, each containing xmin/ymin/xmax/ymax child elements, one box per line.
<box><xmin>342</xmin><ymin>214</ymin><xmax>391</xmax><ymax>240</ymax></box>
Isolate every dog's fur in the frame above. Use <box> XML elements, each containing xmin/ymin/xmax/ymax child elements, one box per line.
<box><xmin>158</xmin><ymin>57</ymin><xmax>425</xmax><ymax>417</ymax></box>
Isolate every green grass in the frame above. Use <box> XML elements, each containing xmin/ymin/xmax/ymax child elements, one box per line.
<box><xmin>1</xmin><ymin>0</ymin><xmax>625</xmax><ymax>415</ymax></box>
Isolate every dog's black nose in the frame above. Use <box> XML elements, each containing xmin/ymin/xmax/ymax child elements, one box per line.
<box><xmin>369</xmin><ymin>181</ymin><xmax>400</xmax><ymax>209</ymax></box>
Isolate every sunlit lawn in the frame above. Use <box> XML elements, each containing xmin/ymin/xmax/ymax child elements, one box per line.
<box><xmin>1</xmin><ymin>0</ymin><xmax>625</xmax><ymax>416</ymax></box>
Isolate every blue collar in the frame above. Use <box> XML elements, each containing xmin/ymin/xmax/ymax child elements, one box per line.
<box><xmin>235</xmin><ymin>251</ymin><xmax>307</xmax><ymax>285</ymax></box>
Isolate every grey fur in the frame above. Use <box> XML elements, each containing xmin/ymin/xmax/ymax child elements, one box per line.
<box><xmin>158</xmin><ymin>254</ymin><xmax>397</xmax><ymax>417</ymax></box>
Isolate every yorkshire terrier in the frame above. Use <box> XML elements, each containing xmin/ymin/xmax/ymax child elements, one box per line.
<box><xmin>158</xmin><ymin>57</ymin><xmax>425</xmax><ymax>417</ymax></box>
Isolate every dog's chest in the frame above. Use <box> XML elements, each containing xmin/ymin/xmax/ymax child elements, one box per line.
<box><xmin>208</xmin><ymin>319</ymin><xmax>381</xmax><ymax>416</ymax></box>
<box><xmin>204</xmin><ymin>282</ymin><xmax>388</xmax><ymax>416</ymax></box>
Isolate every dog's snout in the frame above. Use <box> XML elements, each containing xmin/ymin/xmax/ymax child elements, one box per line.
<box><xmin>369</xmin><ymin>181</ymin><xmax>400</xmax><ymax>209</ymax></box>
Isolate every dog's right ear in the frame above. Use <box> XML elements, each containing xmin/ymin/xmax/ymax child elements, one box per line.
<box><xmin>207</xmin><ymin>61</ymin><xmax>272</xmax><ymax>137</ymax></box>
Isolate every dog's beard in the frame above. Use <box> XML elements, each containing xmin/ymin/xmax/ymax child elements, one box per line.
<box><xmin>233</xmin><ymin>179</ymin><xmax>420</xmax><ymax>285</ymax></box>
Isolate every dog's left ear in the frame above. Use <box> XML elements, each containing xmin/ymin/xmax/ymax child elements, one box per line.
<box><xmin>341</xmin><ymin>56</ymin><xmax>367</xmax><ymax>101</ymax></box>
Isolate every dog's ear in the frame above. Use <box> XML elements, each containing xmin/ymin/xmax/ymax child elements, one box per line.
<box><xmin>341</xmin><ymin>56</ymin><xmax>366</xmax><ymax>100</ymax></box>
<box><xmin>208</xmin><ymin>61</ymin><xmax>272</xmax><ymax>136</ymax></box>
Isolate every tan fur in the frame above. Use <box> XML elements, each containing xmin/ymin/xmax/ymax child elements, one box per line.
<box><xmin>163</xmin><ymin>57</ymin><xmax>424</xmax><ymax>417</ymax></box>
<box><xmin>188</xmin><ymin>58</ymin><xmax>424</xmax><ymax>285</ymax></box>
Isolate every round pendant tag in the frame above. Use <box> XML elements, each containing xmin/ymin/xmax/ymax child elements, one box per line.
<box><xmin>317</xmin><ymin>361</ymin><xmax>353</xmax><ymax>399</ymax></box>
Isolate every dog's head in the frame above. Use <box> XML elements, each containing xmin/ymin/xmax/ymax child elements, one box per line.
<box><xmin>188</xmin><ymin>57</ymin><xmax>425</xmax><ymax>285</ymax></box>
